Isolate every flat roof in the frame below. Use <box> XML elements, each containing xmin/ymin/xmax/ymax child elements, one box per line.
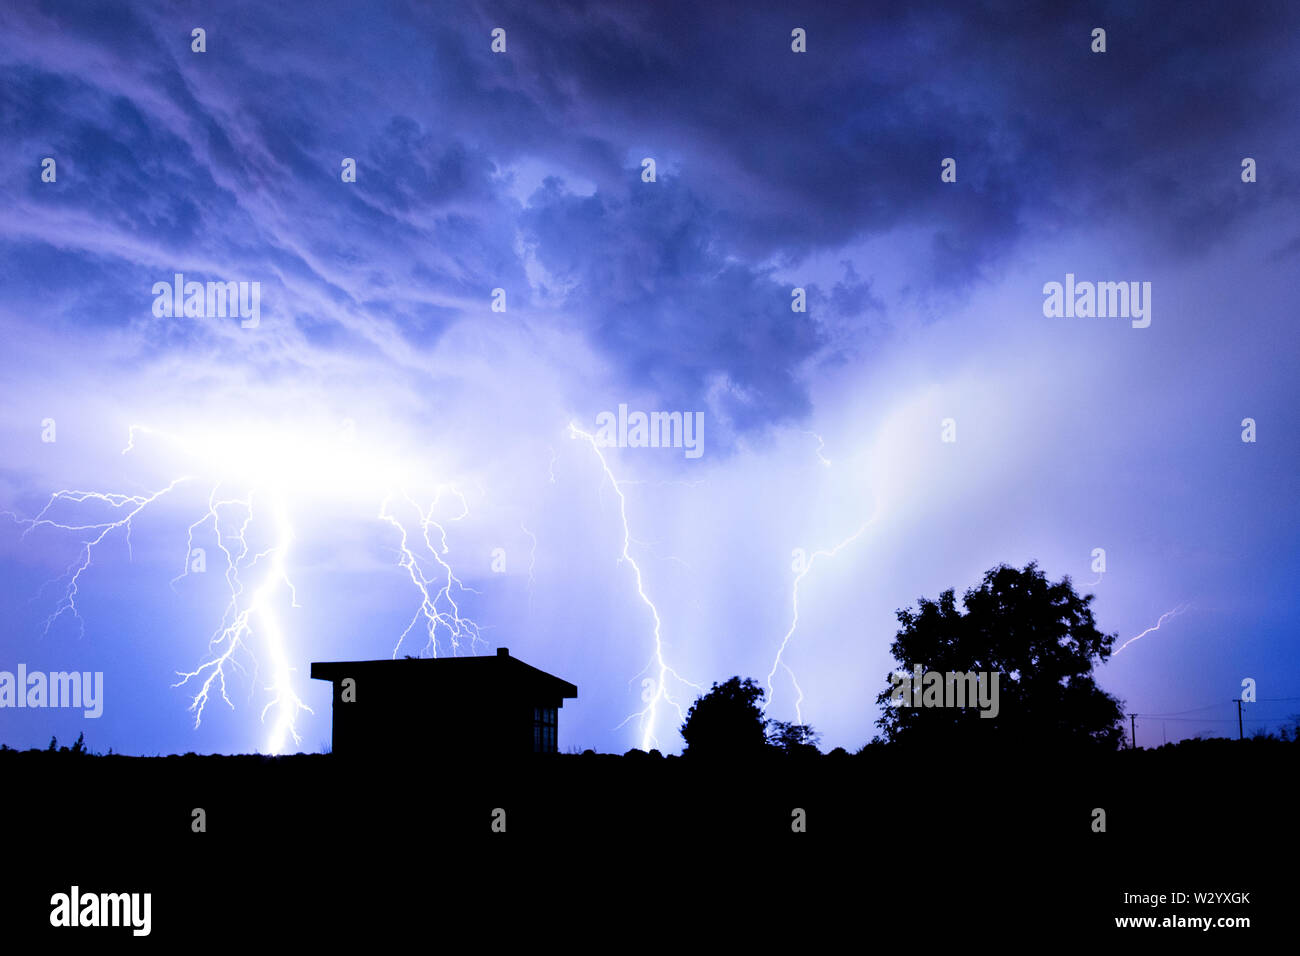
<box><xmin>310</xmin><ymin>649</ymin><xmax>577</xmax><ymax>699</ymax></box>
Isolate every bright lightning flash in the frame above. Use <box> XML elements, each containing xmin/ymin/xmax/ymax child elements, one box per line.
<box><xmin>171</xmin><ymin>487</ymin><xmax>307</xmax><ymax>755</ymax></box>
<box><xmin>10</xmin><ymin>420</ymin><xmax>483</xmax><ymax>754</ymax></box>
<box><xmin>378</xmin><ymin>488</ymin><xmax>484</xmax><ymax>659</ymax></box>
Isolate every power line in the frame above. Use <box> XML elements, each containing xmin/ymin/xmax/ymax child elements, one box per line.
<box><xmin>1125</xmin><ymin>695</ymin><xmax>1300</xmax><ymax>745</ymax></box>
<box><xmin>1133</xmin><ymin>716</ymin><xmax>1291</xmax><ymax>723</ymax></box>
<box><xmin>1131</xmin><ymin>698</ymin><xmax>1300</xmax><ymax>719</ymax></box>
<box><xmin>1137</xmin><ymin>703</ymin><xmax>1227</xmax><ymax>717</ymax></box>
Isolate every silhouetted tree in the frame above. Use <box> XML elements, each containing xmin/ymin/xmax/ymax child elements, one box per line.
<box><xmin>1284</xmin><ymin>714</ymin><xmax>1300</xmax><ymax>743</ymax></box>
<box><xmin>680</xmin><ymin>677</ymin><xmax>768</xmax><ymax>758</ymax></box>
<box><xmin>767</xmin><ymin>721</ymin><xmax>821</xmax><ymax>756</ymax></box>
<box><xmin>874</xmin><ymin>562</ymin><xmax>1125</xmax><ymax>750</ymax></box>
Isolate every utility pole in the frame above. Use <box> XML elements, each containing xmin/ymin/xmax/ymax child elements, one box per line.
<box><xmin>1233</xmin><ymin>698</ymin><xmax>1243</xmax><ymax>740</ymax></box>
<box><xmin>1129</xmin><ymin>713</ymin><xmax>1137</xmax><ymax>750</ymax></box>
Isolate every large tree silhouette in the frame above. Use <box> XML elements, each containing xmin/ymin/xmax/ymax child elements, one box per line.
<box><xmin>874</xmin><ymin>562</ymin><xmax>1125</xmax><ymax>750</ymax></box>
<box><xmin>680</xmin><ymin>676</ymin><xmax>768</xmax><ymax>758</ymax></box>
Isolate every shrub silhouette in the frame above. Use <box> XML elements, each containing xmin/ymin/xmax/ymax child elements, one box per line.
<box><xmin>767</xmin><ymin>720</ymin><xmax>820</xmax><ymax>756</ymax></box>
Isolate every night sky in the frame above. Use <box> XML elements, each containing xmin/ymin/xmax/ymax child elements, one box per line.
<box><xmin>2</xmin><ymin>0</ymin><xmax>1298</xmax><ymax>756</ymax></box>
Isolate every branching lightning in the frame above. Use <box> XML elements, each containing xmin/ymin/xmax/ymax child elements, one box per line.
<box><xmin>9</xmin><ymin>423</ymin><xmax>484</xmax><ymax>754</ymax></box>
<box><xmin>568</xmin><ymin>422</ymin><xmax>702</xmax><ymax>751</ymax></box>
<box><xmin>379</xmin><ymin>488</ymin><xmax>484</xmax><ymax>659</ymax></box>
<box><xmin>8</xmin><ymin>479</ymin><xmax>194</xmax><ymax>638</ymax></box>
<box><xmin>172</xmin><ymin>488</ymin><xmax>309</xmax><ymax>755</ymax></box>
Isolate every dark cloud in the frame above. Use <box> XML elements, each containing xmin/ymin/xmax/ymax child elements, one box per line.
<box><xmin>487</xmin><ymin>0</ymin><xmax>1300</xmax><ymax>262</ymax></box>
<box><xmin>826</xmin><ymin>261</ymin><xmax>884</xmax><ymax>319</ymax></box>
<box><xmin>1</xmin><ymin>0</ymin><xmax>1296</xmax><ymax>432</ymax></box>
<box><xmin>521</xmin><ymin>174</ymin><xmax>821</xmax><ymax>432</ymax></box>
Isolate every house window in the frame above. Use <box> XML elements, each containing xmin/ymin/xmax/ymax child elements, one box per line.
<box><xmin>533</xmin><ymin>705</ymin><xmax>558</xmax><ymax>753</ymax></box>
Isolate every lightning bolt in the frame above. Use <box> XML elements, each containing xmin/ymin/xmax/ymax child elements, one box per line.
<box><xmin>521</xmin><ymin>521</ymin><xmax>538</xmax><ymax>604</ymax></box>
<box><xmin>765</xmin><ymin>519</ymin><xmax>873</xmax><ymax>724</ymax></box>
<box><xmin>378</xmin><ymin>488</ymin><xmax>484</xmax><ymax>659</ymax></box>
<box><xmin>10</xmin><ymin>424</ymin><xmax>485</xmax><ymax>754</ymax></box>
<box><xmin>1113</xmin><ymin>603</ymin><xmax>1191</xmax><ymax>656</ymax></box>
<box><xmin>764</xmin><ymin>431</ymin><xmax>878</xmax><ymax>725</ymax></box>
<box><xmin>170</xmin><ymin>487</ymin><xmax>310</xmax><ymax>755</ymax></box>
<box><xmin>7</xmin><ymin>478</ymin><xmax>193</xmax><ymax>638</ymax></box>
<box><xmin>803</xmin><ymin>430</ymin><xmax>832</xmax><ymax>467</ymax></box>
<box><xmin>568</xmin><ymin>422</ymin><xmax>702</xmax><ymax>751</ymax></box>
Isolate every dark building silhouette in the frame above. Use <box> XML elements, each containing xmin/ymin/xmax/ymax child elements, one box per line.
<box><xmin>310</xmin><ymin>648</ymin><xmax>578</xmax><ymax>757</ymax></box>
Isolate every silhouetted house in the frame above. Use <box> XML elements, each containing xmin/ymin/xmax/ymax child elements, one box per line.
<box><xmin>310</xmin><ymin>648</ymin><xmax>577</xmax><ymax>758</ymax></box>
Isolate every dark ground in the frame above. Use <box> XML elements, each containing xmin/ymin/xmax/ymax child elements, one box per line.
<box><xmin>1</xmin><ymin>738</ymin><xmax>1292</xmax><ymax>944</ymax></box>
